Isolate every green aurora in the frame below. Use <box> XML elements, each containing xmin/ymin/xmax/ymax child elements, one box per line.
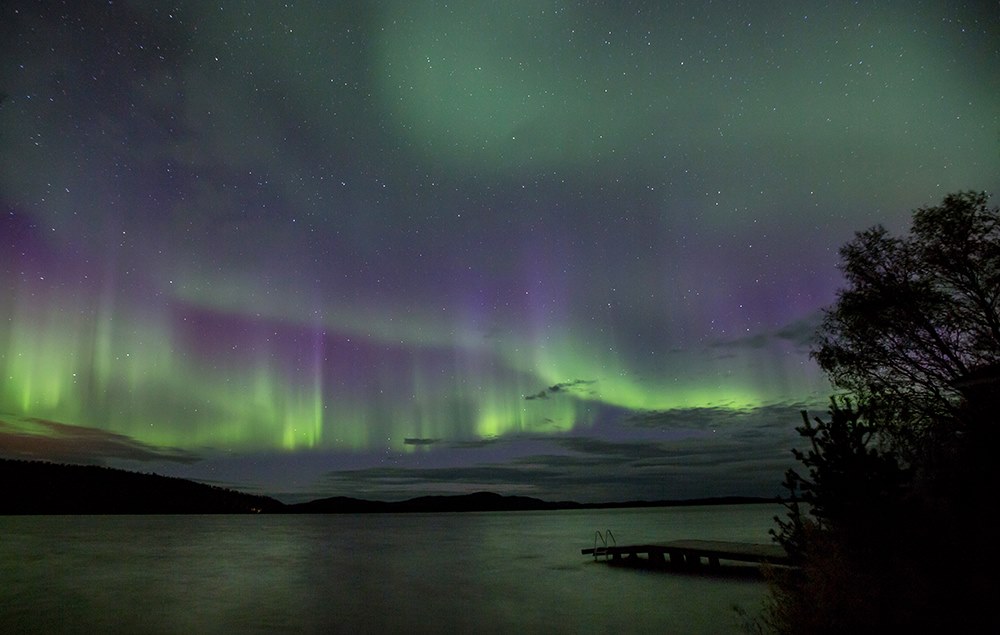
<box><xmin>1</xmin><ymin>0</ymin><xmax>996</xmax><ymax>501</ymax></box>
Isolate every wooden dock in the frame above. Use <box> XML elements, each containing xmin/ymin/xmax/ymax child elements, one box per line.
<box><xmin>581</xmin><ymin>539</ymin><xmax>791</xmax><ymax>569</ymax></box>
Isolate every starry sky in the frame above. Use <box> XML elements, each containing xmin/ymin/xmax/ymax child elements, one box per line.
<box><xmin>1</xmin><ymin>1</ymin><xmax>998</xmax><ymax>503</ymax></box>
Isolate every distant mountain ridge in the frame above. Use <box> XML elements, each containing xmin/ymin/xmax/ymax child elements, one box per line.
<box><xmin>0</xmin><ymin>459</ymin><xmax>776</xmax><ymax>514</ymax></box>
<box><xmin>285</xmin><ymin>491</ymin><xmax>564</xmax><ymax>514</ymax></box>
<box><xmin>1</xmin><ymin>458</ymin><xmax>282</xmax><ymax>514</ymax></box>
<box><xmin>285</xmin><ymin>492</ymin><xmax>775</xmax><ymax>514</ymax></box>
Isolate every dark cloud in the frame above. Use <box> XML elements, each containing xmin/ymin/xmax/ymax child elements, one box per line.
<box><xmin>403</xmin><ymin>437</ymin><xmax>439</xmax><ymax>446</ymax></box>
<box><xmin>709</xmin><ymin>313</ymin><xmax>825</xmax><ymax>353</ymax></box>
<box><xmin>623</xmin><ymin>401</ymin><xmax>822</xmax><ymax>432</ymax></box>
<box><xmin>0</xmin><ymin>416</ymin><xmax>200</xmax><ymax>465</ymax></box>
<box><xmin>524</xmin><ymin>379</ymin><xmax>596</xmax><ymax>401</ymax></box>
<box><xmin>317</xmin><ymin>442</ymin><xmax>792</xmax><ymax>503</ymax></box>
<box><xmin>774</xmin><ymin>312</ymin><xmax>825</xmax><ymax>348</ymax></box>
<box><xmin>313</xmin><ymin>403</ymin><xmax>809</xmax><ymax>503</ymax></box>
<box><xmin>553</xmin><ymin>436</ymin><xmax>676</xmax><ymax>461</ymax></box>
<box><xmin>445</xmin><ymin>437</ymin><xmax>504</xmax><ymax>449</ymax></box>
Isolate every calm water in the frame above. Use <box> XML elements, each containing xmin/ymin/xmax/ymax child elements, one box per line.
<box><xmin>0</xmin><ymin>505</ymin><xmax>780</xmax><ymax>634</ymax></box>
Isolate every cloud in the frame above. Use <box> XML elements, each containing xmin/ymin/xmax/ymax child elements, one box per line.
<box><xmin>403</xmin><ymin>437</ymin><xmax>440</xmax><ymax>446</ymax></box>
<box><xmin>0</xmin><ymin>416</ymin><xmax>200</xmax><ymax>465</ymax></box>
<box><xmin>524</xmin><ymin>379</ymin><xmax>596</xmax><ymax>400</ymax></box>
<box><xmin>709</xmin><ymin>312</ymin><xmax>824</xmax><ymax>353</ymax></box>
<box><xmin>623</xmin><ymin>401</ymin><xmax>819</xmax><ymax>431</ymax></box>
<box><xmin>312</xmin><ymin>402</ymin><xmax>811</xmax><ymax>503</ymax></box>
<box><xmin>774</xmin><ymin>312</ymin><xmax>824</xmax><ymax>348</ymax></box>
<box><xmin>316</xmin><ymin>441</ymin><xmax>792</xmax><ymax>503</ymax></box>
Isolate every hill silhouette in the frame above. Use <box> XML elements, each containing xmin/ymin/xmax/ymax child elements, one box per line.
<box><xmin>286</xmin><ymin>491</ymin><xmax>564</xmax><ymax>514</ymax></box>
<box><xmin>0</xmin><ymin>459</ymin><xmax>282</xmax><ymax>514</ymax></box>
<box><xmin>285</xmin><ymin>492</ymin><xmax>772</xmax><ymax>513</ymax></box>
<box><xmin>1</xmin><ymin>458</ymin><xmax>775</xmax><ymax>514</ymax></box>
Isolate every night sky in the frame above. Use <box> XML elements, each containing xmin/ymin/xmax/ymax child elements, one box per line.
<box><xmin>1</xmin><ymin>1</ymin><xmax>998</xmax><ymax>503</ymax></box>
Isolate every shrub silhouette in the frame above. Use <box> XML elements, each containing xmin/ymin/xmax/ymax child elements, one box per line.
<box><xmin>759</xmin><ymin>192</ymin><xmax>1000</xmax><ymax>633</ymax></box>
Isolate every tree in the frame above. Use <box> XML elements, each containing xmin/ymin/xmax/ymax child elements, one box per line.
<box><xmin>762</xmin><ymin>401</ymin><xmax>914</xmax><ymax>634</ymax></box>
<box><xmin>813</xmin><ymin>191</ymin><xmax>1000</xmax><ymax>458</ymax></box>
<box><xmin>772</xmin><ymin>400</ymin><xmax>905</xmax><ymax>559</ymax></box>
<box><xmin>759</xmin><ymin>192</ymin><xmax>1000</xmax><ymax>633</ymax></box>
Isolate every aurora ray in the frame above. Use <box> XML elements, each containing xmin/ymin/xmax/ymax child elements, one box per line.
<box><xmin>0</xmin><ymin>0</ymin><xmax>996</xmax><ymax>502</ymax></box>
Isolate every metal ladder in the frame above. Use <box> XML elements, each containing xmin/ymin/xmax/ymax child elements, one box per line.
<box><xmin>592</xmin><ymin>529</ymin><xmax>616</xmax><ymax>560</ymax></box>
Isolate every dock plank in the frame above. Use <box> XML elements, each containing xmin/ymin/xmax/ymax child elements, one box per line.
<box><xmin>662</xmin><ymin>539</ymin><xmax>788</xmax><ymax>563</ymax></box>
<box><xmin>582</xmin><ymin>539</ymin><xmax>790</xmax><ymax>568</ymax></box>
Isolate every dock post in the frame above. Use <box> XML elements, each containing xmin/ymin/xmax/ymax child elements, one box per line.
<box><xmin>651</xmin><ymin>548</ymin><xmax>666</xmax><ymax>567</ymax></box>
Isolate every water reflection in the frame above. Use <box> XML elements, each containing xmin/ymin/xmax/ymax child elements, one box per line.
<box><xmin>1</xmin><ymin>506</ymin><xmax>779</xmax><ymax>633</ymax></box>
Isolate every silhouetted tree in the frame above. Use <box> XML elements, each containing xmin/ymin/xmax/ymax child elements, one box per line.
<box><xmin>756</xmin><ymin>192</ymin><xmax>1000</xmax><ymax>634</ymax></box>
<box><xmin>772</xmin><ymin>400</ymin><xmax>905</xmax><ymax>562</ymax></box>
<box><xmin>814</xmin><ymin>191</ymin><xmax>1000</xmax><ymax>459</ymax></box>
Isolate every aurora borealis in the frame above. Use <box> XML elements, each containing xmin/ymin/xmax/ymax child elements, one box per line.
<box><xmin>1</xmin><ymin>1</ymin><xmax>998</xmax><ymax>502</ymax></box>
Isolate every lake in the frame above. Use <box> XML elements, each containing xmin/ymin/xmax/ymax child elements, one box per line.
<box><xmin>0</xmin><ymin>504</ymin><xmax>782</xmax><ymax>633</ymax></box>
